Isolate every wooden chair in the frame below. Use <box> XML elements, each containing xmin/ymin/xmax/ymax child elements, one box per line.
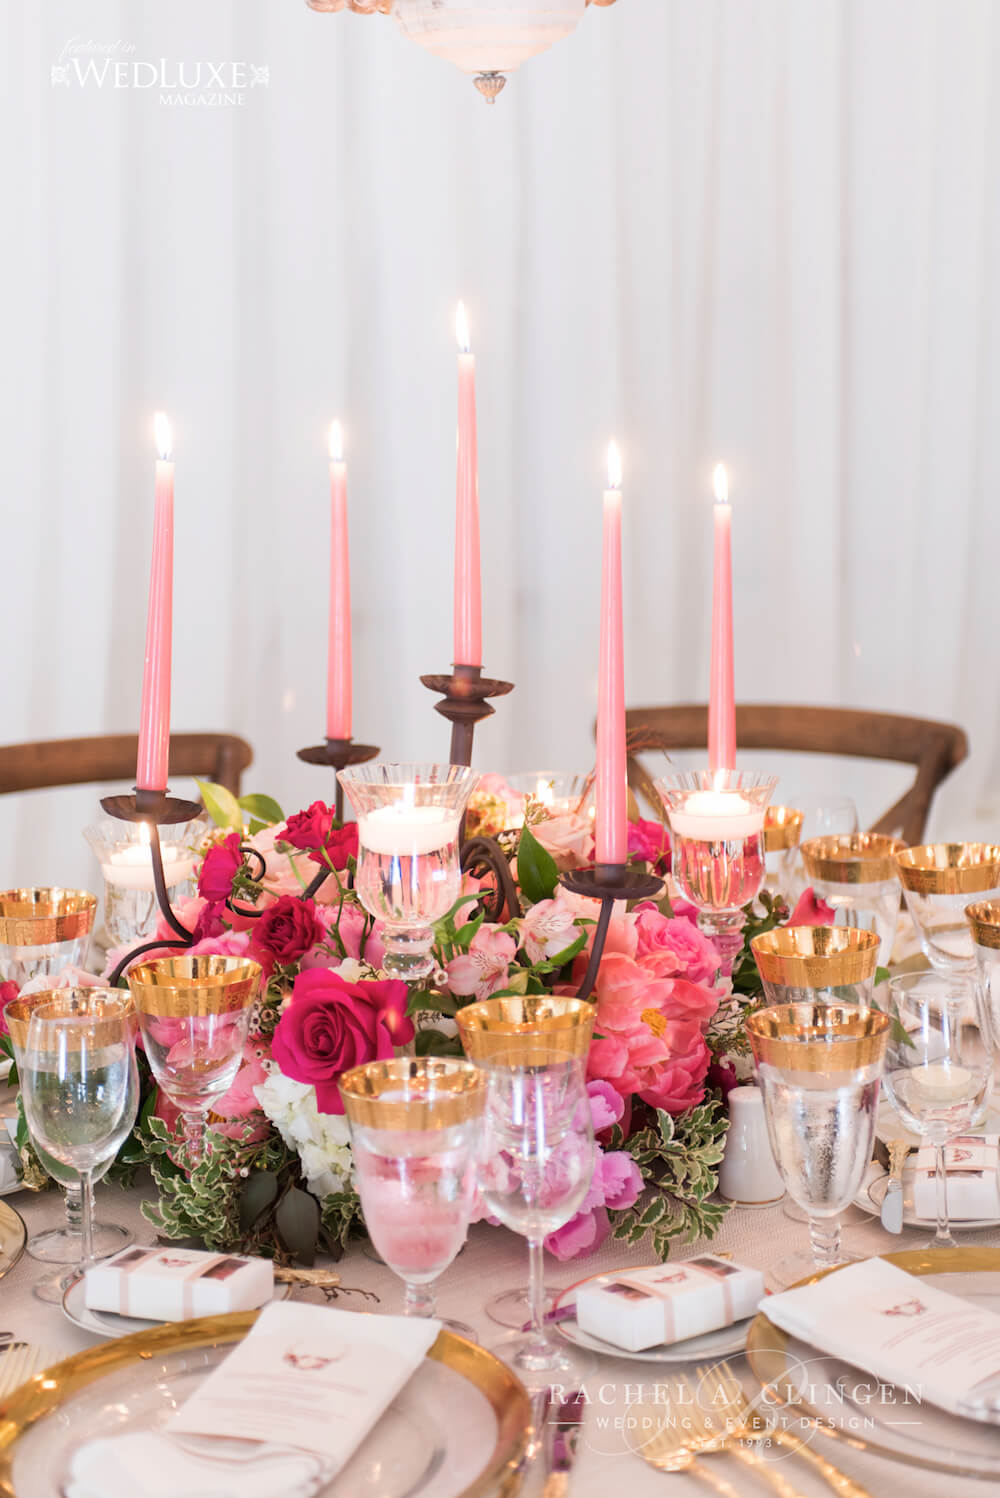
<box><xmin>0</xmin><ymin>732</ymin><xmax>254</xmax><ymax>799</ymax></box>
<box><xmin>623</xmin><ymin>705</ymin><xmax>968</xmax><ymax>847</ymax></box>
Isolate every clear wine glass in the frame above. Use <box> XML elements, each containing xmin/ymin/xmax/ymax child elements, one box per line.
<box><xmin>339</xmin><ymin>1057</ymin><xmax>485</xmax><ymax>1336</ymax></box>
<box><xmin>457</xmin><ymin>997</ymin><xmax>596</xmax><ymax>1389</ymax></box>
<box><xmin>784</xmin><ymin>793</ymin><xmax>858</xmax><ymax>902</ymax></box>
<box><xmin>883</xmin><ymin>972</ymin><xmax>993</xmax><ymax>1248</ymax></box>
<box><xmin>20</xmin><ymin>992</ymin><xmax>138</xmax><ymax>1303</ymax></box>
<box><xmin>747</xmin><ymin>1002</ymin><xmax>889</xmax><ymax>1288</ymax></box>
<box><xmin>127</xmin><ymin>956</ymin><xmax>262</xmax><ymax>1166</ymax></box>
<box><xmin>6</xmin><ymin>991</ymin><xmax>134</xmax><ymax>1269</ymax></box>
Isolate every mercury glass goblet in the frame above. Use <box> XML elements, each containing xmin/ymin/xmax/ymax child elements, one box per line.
<box><xmin>801</xmin><ymin>834</ymin><xmax>906</xmax><ymax>968</ymax></box>
<box><xmin>0</xmin><ymin>889</ymin><xmax>96</xmax><ymax>986</ymax></box>
<box><xmin>896</xmin><ymin>844</ymin><xmax>1000</xmax><ymax>977</ymax></box>
<box><xmin>655</xmin><ymin>770</ymin><xmax>777</xmax><ymax>963</ymax></box>
<box><xmin>7</xmin><ymin>991</ymin><xmax>135</xmax><ymax>1267</ymax></box>
<box><xmin>339</xmin><ymin>1057</ymin><xmax>485</xmax><ymax>1335</ymax></box>
<box><xmin>127</xmin><ymin>956</ymin><xmax>262</xmax><ymax>1166</ymax></box>
<box><xmin>747</xmin><ymin>1003</ymin><xmax>889</xmax><ymax>1288</ymax></box>
<box><xmin>339</xmin><ymin>763</ymin><xmax>479</xmax><ymax>982</ymax></box>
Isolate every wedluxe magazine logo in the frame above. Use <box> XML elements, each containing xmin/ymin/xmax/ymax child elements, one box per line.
<box><xmin>50</xmin><ymin>38</ymin><xmax>269</xmax><ymax>108</ymax></box>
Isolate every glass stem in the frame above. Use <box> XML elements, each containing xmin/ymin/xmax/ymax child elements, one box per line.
<box><xmin>78</xmin><ymin>1171</ymin><xmax>95</xmax><ymax>1271</ymax></box>
<box><xmin>934</xmin><ymin>1143</ymin><xmax>956</xmax><ymax>1247</ymax></box>
<box><xmin>181</xmin><ymin>1110</ymin><xmax>205</xmax><ymax>1169</ymax></box>
<box><xmin>527</xmin><ymin>1237</ymin><xmax>548</xmax><ymax>1351</ymax></box>
<box><xmin>808</xmin><ymin>1214</ymin><xmax>842</xmax><ymax>1271</ymax></box>
<box><xmin>64</xmin><ymin>1181</ymin><xmax>83</xmax><ymax>1234</ymax></box>
<box><xmin>403</xmin><ymin>1281</ymin><xmax>436</xmax><ymax>1318</ymax></box>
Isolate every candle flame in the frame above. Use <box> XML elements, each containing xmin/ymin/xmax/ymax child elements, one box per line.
<box><xmin>154</xmin><ymin>412</ymin><xmax>173</xmax><ymax>461</ymax></box>
<box><xmin>607</xmin><ymin>441</ymin><xmax>623</xmax><ymax>491</ymax></box>
<box><xmin>329</xmin><ymin>420</ymin><xmax>343</xmax><ymax>463</ymax></box>
<box><xmin>713</xmin><ymin>463</ymin><xmax>729</xmax><ymax>504</ymax></box>
<box><xmin>455</xmin><ymin>301</ymin><xmax>471</xmax><ymax>355</ymax></box>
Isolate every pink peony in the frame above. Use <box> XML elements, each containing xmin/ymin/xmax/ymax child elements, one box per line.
<box><xmin>637</xmin><ymin>1018</ymin><xmax>712</xmax><ymax>1113</ymax></box>
<box><xmin>545</xmin><ymin>1206</ymin><xmax>612</xmax><ymax>1261</ymax></box>
<box><xmin>628</xmin><ymin>818</ymin><xmax>672</xmax><ymax>876</ymax></box>
<box><xmin>531</xmin><ymin>812</ymin><xmax>595</xmax><ymax>872</ymax></box>
<box><xmin>633</xmin><ymin>903</ymin><xmax>721</xmax><ymax>986</ymax></box>
<box><xmin>519</xmin><ymin>892</ymin><xmax>582</xmax><ymax>964</ymax></box>
<box><xmin>299</xmin><ymin>902</ymin><xmax>385</xmax><ymax>971</ymax></box>
<box><xmin>446</xmin><ymin>926</ymin><xmax>517</xmax><ymax>1001</ymax></box>
<box><xmin>187</xmin><ymin>930</ymin><xmax>252</xmax><ymax>960</ymax></box>
<box><xmin>790</xmin><ymin>887</ymin><xmax>836</xmax><ymax>926</ymax></box>
<box><xmin>271</xmin><ymin>968</ymin><xmax>413</xmax><ymax>1113</ymax></box>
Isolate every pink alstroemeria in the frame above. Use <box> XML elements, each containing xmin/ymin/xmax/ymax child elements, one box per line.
<box><xmin>446</xmin><ymin>926</ymin><xmax>517</xmax><ymax>1001</ymax></box>
<box><xmin>519</xmin><ymin>891</ymin><xmax>582</xmax><ymax>964</ymax></box>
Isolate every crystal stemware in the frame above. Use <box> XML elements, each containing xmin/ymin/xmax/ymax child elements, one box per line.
<box><xmin>800</xmin><ymin>834</ymin><xmax>905</xmax><ymax>967</ymax></box>
<box><xmin>762</xmin><ymin>806</ymin><xmax>803</xmax><ymax>895</ymax></box>
<box><xmin>127</xmin><ymin>956</ymin><xmax>262</xmax><ymax>1166</ymax></box>
<box><xmin>6</xmin><ymin>992</ymin><xmax>135</xmax><ymax>1268</ymax></box>
<box><xmin>0</xmin><ymin>889</ymin><xmax>96</xmax><ymax>985</ymax></box>
<box><xmin>747</xmin><ymin>1002</ymin><xmax>889</xmax><ymax>1288</ymax></box>
<box><xmin>655</xmin><ymin>770</ymin><xmax>777</xmax><ymax>963</ymax></box>
<box><xmin>339</xmin><ymin>1057</ymin><xmax>485</xmax><ymax>1335</ymax></box>
<box><xmin>896</xmin><ymin>844</ymin><xmax>1000</xmax><ymax>977</ymax></box>
<box><xmin>457</xmin><ymin>997</ymin><xmax>595</xmax><ymax>1388</ymax></box>
<box><xmin>21</xmin><ymin>992</ymin><xmax>138</xmax><ymax>1303</ymax></box>
<box><xmin>339</xmin><ymin>762</ymin><xmax>479</xmax><ymax>982</ymax></box>
<box><xmin>783</xmin><ymin>792</ymin><xmax>859</xmax><ymax>901</ymax></box>
<box><xmin>83</xmin><ymin>817</ymin><xmax>205</xmax><ymax>948</ymax></box>
<box><xmin>883</xmin><ymin>972</ymin><xmax>993</xmax><ymax>1248</ymax></box>
<box><xmin>750</xmin><ymin>926</ymin><xmax>881</xmax><ymax>1008</ymax></box>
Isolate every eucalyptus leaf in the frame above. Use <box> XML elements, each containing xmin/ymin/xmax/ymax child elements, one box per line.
<box><xmin>516</xmin><ymin>825</ymin><xmax>559</xmax><ymax>905</ymax></box>
<box><xmin>275</xmin><ymin>1185</ymin><xmax>321</xmax><ymax>1266</ymax></box>
<box><xmin>194</xmin><ymin>778</ymin><xmax>243</xmax><ymax>830</ymax></box>
<box><xmin>238</xmin><ymin>793</ymin><xmax>285</xmax><ymax>825</ymax></box>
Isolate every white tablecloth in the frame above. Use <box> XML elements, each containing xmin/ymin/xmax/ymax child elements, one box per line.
<box><xmin>4</xmin><ymin>1177</ymin><xmax>1000</xmax><ymax>1497</ymax></box>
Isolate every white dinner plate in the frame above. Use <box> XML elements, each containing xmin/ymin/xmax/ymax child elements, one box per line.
<box><xmin>62</xmin><ymin>1274</ymin><xmax>292</xmax><ymax>1339</ymax></box>
<box><xmin>856</xmin><ymin>1159</ymin><xmax>1000</xmax><ymax>1231</ymax></box>
<box><xmin>552</xmin><ymin>1270</ymin><xmax>752</xmax><ymax>1364</ymax></box>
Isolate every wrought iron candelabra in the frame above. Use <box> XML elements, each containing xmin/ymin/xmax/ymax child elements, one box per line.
<box><xmin>560</xmin><ymin>863</ymin><xmax>665</xmax><ymax>1001</ymax></box>
<box><xmin>101</xmin><ymin>787</ymin><xmax>203</xmax><ymax>986</ymax></box>
<box><xmin>296</xmin><ymin>735</ymin><xmax>380</xmax><ymax>823</ymax></box>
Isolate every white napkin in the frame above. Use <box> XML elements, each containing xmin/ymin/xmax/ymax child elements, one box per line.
<box><xmin>63</xmin><ymin>1303</ymin><xmax>441</xmax><ymax>1497</ymax></box>
<box><xmin>764</xmin><ymin>1256</ymin><xmax>1000</xmax><ymax>1421</ymax></box>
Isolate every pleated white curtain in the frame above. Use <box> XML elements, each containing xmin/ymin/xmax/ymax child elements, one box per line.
<box><xmin>2</xmin><ymin>0</ymin><xmax>999</xmax><ymax>894</ymax></box>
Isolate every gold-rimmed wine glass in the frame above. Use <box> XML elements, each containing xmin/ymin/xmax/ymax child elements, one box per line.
<box><xmin>0</xmin><ymin>889</ymin><xmax>97</xmax><ymax>985</ymax></box>
<box><xmin>897</xmin><ymin>844</ymin><xmax>1000</xmax><ymax>976</ymax></box>
<box><xmin>800</xmin><ymin>834</ymin><xmax>906</xmax><ymax>966</ymax></box>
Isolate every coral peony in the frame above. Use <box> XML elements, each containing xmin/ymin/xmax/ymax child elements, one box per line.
<box><xmin>633</xmin><ymin>902</ymin><xmax>721</xmax><ymax>986</ymax></box>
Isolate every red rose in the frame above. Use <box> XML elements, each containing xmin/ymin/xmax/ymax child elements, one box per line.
<box><xmin>282</xmin><ymin>801</ymin><xmax>336</xmax><ymax>855</ymax></box>
<box><xmin>198</xmin><ymin>833</ymin><xmax>244</xmax><ymax>903</ymax></box>
<box><xmin>250</xmin><ymin>895</ymin><xmax>324</xmax><ymax>973</ymax></box>
<box><xmin>789</xmin><ymin>887</ymin><xmax>836</xmax><ymax>927</ymax></box>
<box><xmin>321</xmin><ymin>821</ymin><xmax>358</xmax><ymax>870</ymax></box>
<box><xmin>271</xmin><ymin>968</ymin><xmax>414</xmax><ymax>1113</ymax></box>
<box><xmin>0</xmin><ymin>981</ymin><xmax>19</xmax><ymax>1039</ymax></box>
<box><xmin>628</xmin><ymin>818</ymin><xmax>672</xmax><ymax>877</ymax></box>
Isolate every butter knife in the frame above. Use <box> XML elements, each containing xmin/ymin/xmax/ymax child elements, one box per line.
<box><xmin>542</xmin><ymin>1390</ymin><xmax>584</xmax><ymax>1498</ymax></box>
<box><xmin>880</xmin><ymin>1138</ymin><xmax>909</xmax><ymax>1234</ymax></box>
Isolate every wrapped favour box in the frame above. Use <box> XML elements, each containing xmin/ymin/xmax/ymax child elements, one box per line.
<box><xmin>912</xmin><ymin>1134</ymin><xmax>1000</xmax><ymax>1221</ymax></box>
<box><xmin>85</xmin><ymin>1246</ymin><xmax>273</xmax><ymax>1322</ymax></box>
<box><xmin>575</xmin><ymin>1255</ymin><xmax>765</xmax><ymax>1352</ymax></box>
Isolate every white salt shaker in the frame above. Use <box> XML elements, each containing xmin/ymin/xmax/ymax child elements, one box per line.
<box><xmin>718</xmin><ymin>1086</ymin><xmax>786</xmax><ymax>1206</ymax></box>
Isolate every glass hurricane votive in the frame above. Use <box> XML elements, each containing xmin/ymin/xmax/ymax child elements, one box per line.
<box><xmin>895</xmin><ymin>844</ymin><xmax>1000</xmax><ymax>977</ymax></box>
<box><xmin>750</xmin><ymin>925</ymin><xmax>881</xmax><ymax>1007</ymax></box>
<box><xmin>655</xmin><ymin>770</ymin><xmax>778</xmax><ymax>962</ymax></box>
<box><xmin>83</xmin><ymin>816</ymin><xmax>206</xmax><ymax>949</ymax></box>
<box><xmin>338</xmin><ymin>762</ymin><xmax>479</xmax><ymax>982</ymax></box>
<box><xmin>506</xmin><ymin>771</ymin><xmax>593</xmax><ymax>822</ymax></box>
<box><xmin>0</xmin><ymin>888</ymin><xmax>97</xmax><ymax>985</ymax></box>
<box><xmin>339</xmin><ymin>1057</ymin><xmax>485</xmax><ymax>1329</ymax></box>
<box><xmin>763</xmin><ymin>806</ymin><xmax>804</xmax><ymax>895</ymax></box>
<box><xmin>800</xmin><ymin>833</ymin><xmax>906</xmax><ymax>967</ymax></box>
<box><xmin>127</xmin><ymin>955</ymin><xmax>262</xmax><ymax>1165</ymax></box>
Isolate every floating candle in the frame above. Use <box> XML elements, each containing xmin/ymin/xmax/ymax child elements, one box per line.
<box><xmin>669</xmin><ymin>789</ymin><xmax>764</xmax><ymax>842</ymax></box>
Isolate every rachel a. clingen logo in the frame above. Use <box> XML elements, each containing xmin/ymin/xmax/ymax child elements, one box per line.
<box><xmin>50</xmin><ymin>38</ymin><xmax>269</xmax><ymax>107</ymax></box>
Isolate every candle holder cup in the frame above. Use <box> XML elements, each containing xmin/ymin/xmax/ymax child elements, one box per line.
<box><xmin>559</xmin><ymin>863</ymin><xmax>665</xmax><ymax>1001</ymax></box>
<box><xmin>801</xmin><ymin>833</ymin><xmax>906</xmax><ymax>968</ymax></box>
<box><xmin>297</xmin><ymin>736</ymin><xmax>381</xmax><ymax>824</ymax></box>
<box><xmin>655</xmin><ymin>770</ymin><xmax>778</xmax><ymax>963</ymax></box>
<box><xmin>99</xmin><ymin>789</ymin><xmax>204</xmax><ymax>985</ymax></box>
<box><xmin>420</xmin><ymin>664</ymin><xmax>514</xmax><ymax>769</ymax></box>
<box><xmin>896</xmin><ymin>844</ymin><xmax>1000</xmax><ymax>977</ymax></box>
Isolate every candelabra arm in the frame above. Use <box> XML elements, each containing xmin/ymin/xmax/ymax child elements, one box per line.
<box><xmin>106</xmin><ymin>935</ymin><xmax>194</xmax><ymax>989</ymax></box>
<box><xmin>461</xmin><ymin>836</ymin><xmax>519</xmax><ymax>923</ymax></box>
<box><xmin>150</xmin><ymin>825</ymin><xmax>195</xmax><ymax>942</ymax></box>
<box><xmin>559</xmin><ymin>863</ymin><xmax>665</xmax><ymax>1002</ymax></box>
<box><xmin>574</xmin><ymin>898</ymin><xmax>613</xmax><ymax>1003</ymax></box>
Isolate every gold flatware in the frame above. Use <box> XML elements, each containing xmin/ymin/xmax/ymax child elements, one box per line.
<box><xmin>699</xmin><ymin>1360</ymin><xmax>875</xmax><ymax>1498</ymax></box>
<box><xmin>628</xmin><ymin>1398</ymin><xmax>740</xmax><ymax>1495</ymax></box>
<box><xmin>669</xmin><ymin>1373</ymin><xmax>806</xmax><ymax>1498</ymax></box>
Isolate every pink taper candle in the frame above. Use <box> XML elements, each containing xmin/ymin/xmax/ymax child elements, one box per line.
<box><xmin>596</xmin><ymin>442</ymin><xmax>627</xmax><ymax>864</ymax></box>
<box><xmin>325</xmin><ymin>420</ymin><xmax>352</xmax><ymax>740</ymax></box>
<box><xmin>135</xmin><ymin>412</ymin><xmax>174</xmax><ymax>793</ymax></box>
<box><xmin>453</xmin><ymin>301</ymin><xmax>482</xmax><ymax>667</ymax></box>
<box><xmin>708</xmin><ymin>462</ymin><xmax>737</xmax><ymax>772</ymax></box>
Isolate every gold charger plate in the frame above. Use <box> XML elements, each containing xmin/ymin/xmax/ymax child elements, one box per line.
<box><xmin>747</xmin><ymin>1248</ymin><xmax>1000</xmax><ymax>1479</ymax></box>
<box><xmin>0</xmin><ymin>1203</ymin><xmax>26</xmax><ymax>1282</ymax></box>
<box><xmin>0</xmin><ymin>1311</ymin><xmax>531</xmax><ymax>1498</ymax></box>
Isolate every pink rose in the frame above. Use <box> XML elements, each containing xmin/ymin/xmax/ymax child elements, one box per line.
<box><xmin>531</xmin><ymin>812</ymin><xmax>595</xmax><ymax>872</ymax></box>
<box><xmin>188</xmin><ymin>930</ymin><xmax>252</xmax><ymax>960</ymax></box>
<box><xmin>628</xmin><ymin>818</ymin><xmax>672</xmax><ymax>877</ymax></box>
<box><xmin>519</xmin><ymin>892</ymin><xmax>582</xmax><ymax>964</ymax></box>
<box><xmin>446</xmin><ymin>926</ymin><xmax>517</xmax><ymax>1001</ymax></box>
<box><xmin>633</xmin><ymin>903</ymin><xmax>721</xmax><ymax>986</ymax></box>
<box><xmin>198</xmin><ymin>833</ymin><xmax>244</xmax><ymax>903</ymax></box>
<box><xmin>790</xmin><ymin>887</ymin><xmax>836</xmax><ymax>926</ymax></box>
<box><xmin>0</xmin><ymin>981</ymin><xmax>17</xmax><ymax>1037</ymax></box>
<box><xmin>281</xmin><ymin>800</ymin><xmax>337</xmax><ymax>855</ymax></box>
<box><xmin>271</xmin><ymin>968</ymin><xmax>413</xmax><ymax>1113</ymax></box>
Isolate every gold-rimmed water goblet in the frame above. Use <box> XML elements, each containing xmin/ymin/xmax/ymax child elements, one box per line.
<box><xmin>800</xmin><ymin>833</ymin><xmax>906</xmax><ymax>967</ymax></box>
<box><xmin>6</xmin><ymin>991</ymin><xmax>136</xmax><ymax>1273</ymax></box>
<box><xmin>747</xmin><ymin>1003</ymin><xmax>890</xmax><ymax>1288</ymax></box>
<box><xmin>127</xmin><ymin>956</ymin><xmax>262</xmax><ymax>1167</ymax></box>
<box><xmin>763</xmin><ymin>806</ymin><xmax>803</xmax><ymax>896</ymax></box>
<box><xmin>339</xmin><ymin>1057</ymin><xmax>485</xmax><ymax>1337</ymax></box>
<box><xmin>897</xmin><ymin>844</ymin><xmax>1000</xmax><ymax>977</ymax></box>
<box><xmin>0</xmin><ymin>888</ymin><xmax>97</xmax><ymax>985</ymax></box>
<box><xmin>457</xmin><ymin>996</ymin><xmax>596</xmax><ymax>1389</ymax></box>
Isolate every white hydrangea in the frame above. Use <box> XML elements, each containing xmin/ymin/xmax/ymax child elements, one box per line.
<box><xmin>254</xmin><ymin>1070</ymin><xmax>353</xmax><ymax>1201</ymax></box>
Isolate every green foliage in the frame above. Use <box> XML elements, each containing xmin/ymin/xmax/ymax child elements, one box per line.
<box><xmin>609</xmin><ymin>1100</ymin><xmax>730</xmax><ymax>1259</ymax></box>
<box><xmin>729</xmin><ymin>890</ymin><xmax>789</xmax><ymax>1002</ymax></box>
<box><xmin>195</xmin><ymin>778</ymin><xmax>243</xmax><ymax>830</ymax></box>
<box><xmin>238</xmin><ymin>793</ymin><xmax>285</xmax><ymax>827</ymax></box>
<box><xmin>516</xmin><ymin>825</ymin><xmax>559</xmax><ymax>905</ymax></box>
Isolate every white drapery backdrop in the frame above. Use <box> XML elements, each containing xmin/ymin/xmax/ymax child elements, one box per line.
<box><xmin>3</xmin><ymin>0</ymin><xmax>1000</xmax><ymax>893</ymax></box>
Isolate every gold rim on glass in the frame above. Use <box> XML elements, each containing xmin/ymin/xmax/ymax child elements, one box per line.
<box><xmin>746</xmin><ymin>1002</ymin><xmax>889</xmax><ymax>1072</ymax></box>
<box><xmin>750</xmin><ymin>926</ymin><xmax>880</xmax><ymax>987</ymax></box>
<box><xmin>339</xmin><ymin>1057</ymin><xmax>486</xmax><ymax>1130</ymax></box>
<box><xmin>762</xmin><ymin>807</ymin><xmax>804</xmax><ymax>853</ymax></box>
<box><xmin>965</xmin><ymin>899</ymin><xmax>1000</xmax><ymax>951</ymax></box>
<box><xmin>456</xmin><ymin>997</ymin><xmax>595</xmax><ymax>1065</ymax></box>
<box><xmin>895</xmin><ymin>843</ymin><xmax>1000</xmax><ymax>896</ymax></box>
<box><xmin>7</xmin><ymin>989</ymin><xmax>134</xmax><ymax>1053</ymax></box>
<box><xmin>800</xmin><ymin>834</ymin><xmax>907</xmax><ymax>885</ymax></box>
<box><xmin>22</xmin><ymin>991</ymin><xmax>135</xmax><ymax>1051</ymax></box>
<box><xmin>127</xmin><ymin>956</ymin><xmax>262</xmax><ymax>1018</ymax></box>
<box><xmin>0</xmin><ymin>889</ymin><xmax>97</xmax><ymax>947</ymax></box>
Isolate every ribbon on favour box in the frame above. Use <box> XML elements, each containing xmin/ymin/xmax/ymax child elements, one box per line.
<box><xmin>115</xmin><ymin>1248</ymin><xmax>248</xmax><ymax>1319</ymax></box>
<box><xmin>611</xmin><ymin>1257</ymin><xmax>736</xmax><ymax>1343</ymax></box>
